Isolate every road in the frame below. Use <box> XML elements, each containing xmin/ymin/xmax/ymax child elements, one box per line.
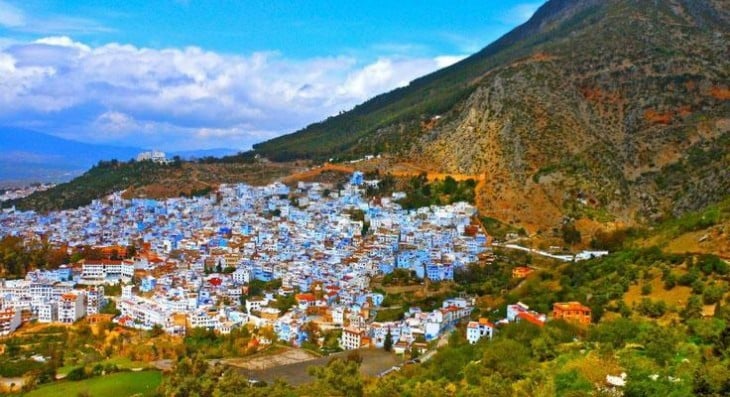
<box><xmin>492</xmin><ymin>243</ymin><xmax>574</xmax><ymax>261</ymax></box>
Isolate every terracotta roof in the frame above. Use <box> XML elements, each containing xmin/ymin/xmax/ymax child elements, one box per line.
<box><xmin>553</xmin><ymin>301</ymin><xmax>591</xmax><ymax>312</ymax></box>
<box><xmin>517</xmin><ymin>311</ymin><xmax>545</xmax><ymax>327</ymax></box>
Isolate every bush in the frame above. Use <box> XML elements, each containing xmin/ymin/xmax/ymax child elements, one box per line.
<box><xmin>697</xmin><ymin>254</ymin><xmax>728</xmax><ymax>276</ymax></box>
<box><xmin>702</xmin><ymin>283</ymin><xmax>726</xmax><ymax>305</ymax></box>
<box><xmin>636</xmin><ymin>298</ymin><xmax>667</xmax><ymax>318</ymax></box>
<box><xmin>66</xmin><ymin>366</ymin><xmax>88</xmax><ymax>381</ymax></box>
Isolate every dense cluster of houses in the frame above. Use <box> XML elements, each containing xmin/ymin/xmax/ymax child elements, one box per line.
<box><xmin>0</xmin><ymin>172</ymin><xmax>490</xmax><ymax>348</ymax></box>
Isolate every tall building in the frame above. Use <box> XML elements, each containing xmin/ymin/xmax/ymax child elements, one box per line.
<box><xmin>58</xmin><ymin>292</ymin><xmax>86</xmax><ymax>324</ymax></box>
<box><xmin>0</xmin><ymin>307</ymin><xmax>21</xmax><ymax>336</ymax></box>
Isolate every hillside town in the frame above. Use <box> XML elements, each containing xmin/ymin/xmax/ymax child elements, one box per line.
<box><xmin>0</xmin><ymin>172</ymin><xmax>597</xmax><ymax>355</ymax></box>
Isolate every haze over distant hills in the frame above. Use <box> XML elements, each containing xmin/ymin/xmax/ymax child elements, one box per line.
<box><xmin>0</xmin><ymin>128</ymin><xmax>236</xmax><ymax>185</ymax></box>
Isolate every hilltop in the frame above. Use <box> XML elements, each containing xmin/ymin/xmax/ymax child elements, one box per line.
<box><xmin>254</xmin><ymin>0</ymin><xmax>730</xmax><ymax>230</ymax></box>
<box><xmin>3</xmin><ymin>158</ymin><xmax>298</xmax><ymax>212</ymax></box>
<box><xmin>0</xmin><ymin>127</ymin><xmax>239</xmax><ymax>186</ymax></box>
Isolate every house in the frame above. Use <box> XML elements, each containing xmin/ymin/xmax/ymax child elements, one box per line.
<box><xmin>37</xmin><ymin>303</ymin><xmax>58</xmax><ymax>323</ymax></box>
<box><xmin>507</xmin><ymin>302</ymin><xmax>546</xmax><ymax>326</ymax></box>
<box><xmin>245</xmin><ymin>297</ymin><xmax>267</xmax><ymax>314</ymax></box>
<box><xmin>393</xmin><ymin>340</ymin><xmax>410</xmax><ymax>355</ymax></box>
<box><xmin>331</xmin><ymin>306</ymin><xmax>345</xmax><ymax>325</ymax></box>
<box><xmin>86</xmin><ymin>286</ymin><xmax>106</xmax><ymax>315</ymax></box>
<box><xmin>140</xmin><ymin>276</ymin><xmax>157</xmax><ymax>292</ymax></box>
<box><xmin>340</xmin><ymin>327</ymin><xmax>365</xmax><ymax>350</ymax></box>
<box><xmin>466</xmin><ymin>318</ymin><xmax>495</xmax><ymax>344</ymax></box>
<box><xmin>553</xmin><ymin>301</ymin><xmax>592</xmax><ymax>325</ymax></box>
<box><xmin>0</xmin><ymin>307</ymin><xmax>21</xmax><ymax>335</ymax></box>
<box><xmin>512</xmin><ymin>266</ymin><xmax>533</xmax><ymax>278</ymax></box>
<box><xmin>58</xmin><ymin>292</ymin><xmax>86</xmax><ymax>324</ymax></box>
<box><xmin>295</xmin><ymin>293</ymin><xmax>316</xmax><ymax>310</ymax></box>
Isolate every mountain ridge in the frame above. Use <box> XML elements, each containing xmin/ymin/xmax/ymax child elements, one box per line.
<box><xmin>254</xmin><ymin>0</ymin><xmax>730</xmax><ymax>230</ymax></box>
<box><xmin>0</xmin><ymin>127</ymin><xmax>237</xmax><ymax>184</ymax></box>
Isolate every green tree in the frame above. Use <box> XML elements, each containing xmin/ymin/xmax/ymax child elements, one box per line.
<box><xmin>384</xmin><ymin>328</ymin><xmax>393</xmax><ymax>352</ymax></box>
<box><xmin>681</xmin><ymin>295</ymin><xmax>703</xmax><ymax>320</ymax></box>
<box><xmin>306</xmin><ymin>358</ymin><xmax>363</xmax><ymax>397</ymax></box>
<box><xmin>482</xmin><ymin>338</ymin><xmax>532</xmax><ymax>380</ymax></box>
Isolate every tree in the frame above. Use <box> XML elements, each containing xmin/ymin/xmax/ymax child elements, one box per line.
<box><xmin>482</xmin><ymin>338</ymin><xmax>532</xmax><ymax>380</ymax></box>
<box><xmin>307</xmin><ymin>358</ymin><xmax>364</xmax><ymax>397</ymax></box>
<box><xmin>561</xmin><ymin>223</ymin><xmax>582</xmax><ymax>245</ymax></box>
<box><xmin>442</xmin><ymin>176</ymin><xmax>458</xmax><ymax>194</ymax></box>
<box><xmin>384</xmin><ymin>328</ymin><xmax>393</xmax><ymax>352</ymax></box>
<box><xmin>681</xmin><ymin>295</ymin><xmax>703</xmax><ymax>320</ymax></box>
<box><xmin>702</xmin><ymin>283</ymin><xmax>726</xmax><ymax>305</ymax></box>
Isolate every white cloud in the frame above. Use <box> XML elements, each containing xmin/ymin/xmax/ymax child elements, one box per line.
<box><xmin>0</xmin><ymin>36</ymin><xmax>465</xmax><ymax>151</ymax></box>
<box><xmin>0</xmin><ymin>1</ymin><xmax>25</xmax><ymax>27</ymax></box>
<box><xmin>0</xmin><ymin>1</ymin><xmax>111</xmax><ymax>35</ymax></box>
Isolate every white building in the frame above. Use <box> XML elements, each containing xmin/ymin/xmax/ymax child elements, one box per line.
<box><xmin>136</xmin><ymin>150</ymin><xmax>171</xmax><ymax>164</ymax></box>
<box><xmin>466</xmin><ymin>319</ymin><xmax>495</xmax><ymax>344</ymax></box>
<box><xmin>81</xmin><ymin>260</ymin><xmax>134</xmax><ymax>284</ymax></box>
<box><xmin>340</xmin><ymin>327</ymin><xmax>364</xmax><ymax>350</ymax></box>
<box><xmin>86</xmin><ymin>286</ymin><xmax>106</xmax><ymax>315</ymax></box>
<box><xmin>232</xmin><ymin>267</ymin><xmax>252</xmax><ymax>285</ymax></box>
<box><xmin>245</xmin><ymin>297</ymin><xmax>267</xmax><ymax>313</ymax></box>
<box><xmin>0</xmin><ymin>307</ymin><xmax>21</xmax><ymax>335</ymax></box>
<box><xmin>331</xmin><ymin>306</ymin><xmax>345</xmax><ymax>326</ymax></box>
<box><xmin>37</xmin><ymin>303</ymin><xmax>58</xmax><ymax>323</ymax></box>
<box><xmin>58</xmin><ymin>292</ymin><xmax>86</xmax><ymax>324</ymax></box>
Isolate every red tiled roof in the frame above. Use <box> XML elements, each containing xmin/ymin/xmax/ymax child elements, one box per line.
<box><xmin>517</xmin><ymin>311</ymin><xmax>545</xmax><ymax>327</ymax></box>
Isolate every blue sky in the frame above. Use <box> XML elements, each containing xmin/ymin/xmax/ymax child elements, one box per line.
<box><xmin>0</xmin><ymin>0</ymin><xmax>544</xmax><ymax>151</ymax></box>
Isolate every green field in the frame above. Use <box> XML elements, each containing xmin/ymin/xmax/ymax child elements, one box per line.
<box><xmin>57</xmin><ymin>356</ymin><xmax>150</xmax><ymax>376</ymax></box>
<box><xmin>24</xmin><ymin>370</ymin><xmax>161</xmax><ymax>397</ymax></box>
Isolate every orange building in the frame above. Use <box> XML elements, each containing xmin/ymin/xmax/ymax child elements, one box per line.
<box><xmin>553</xmin><ymin>301</ymin><xmax>592</xmax><ymax>325</ymax></box>
<box><xmin>512</xmin><ymin>266</ymin><xmax>534</xmax><ymax>279</ymax></box>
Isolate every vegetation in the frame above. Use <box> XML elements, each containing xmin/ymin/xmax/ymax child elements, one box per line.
<box><xmin>4</xmin><ymin>158</ymin><xmax>296</xmax><ymax>213</ymax></box>
<box><xmin>395</xmin><ymin>174</ymin><xmax>476</xmax><ymax>209</ymax></box>
<box><xmin>4</xmin><ymin>160</ymin><xmax>171</xmax><ymax>212</ymax></box>
<box><xmin>24</xmin><ymin>370</ymin><xmax>162</xmax><ymax>397</ymax></box>
<box><xmin>252</xmin><ymin>0</ymin><xmax>729</xmax><ymax>232</ymax></box>
<box><xmin>5</xmin><ymin>198</ymin><xmax>730</xmax><ymax>395</ymax></box>
<box><xmin>0</xmin><ymin>236</ymin><xmax>69</xmax><ymax>278</ymax></box>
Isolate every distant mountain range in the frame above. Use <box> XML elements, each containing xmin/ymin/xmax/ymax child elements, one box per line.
<box><xmin>0</xmin><ymin>128</ymin><xmax>237</xmax><ymax>185</ymax></box>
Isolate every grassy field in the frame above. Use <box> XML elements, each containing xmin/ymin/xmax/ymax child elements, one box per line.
<box><xmin>57</xmin><ymin>356</ymin><xmax>150</xmax><ymax>376</ymax></box>
<box><xmin>24</xmin><ymin>370</ymin><xmax>161</xmax><ymax>397</ymax></box>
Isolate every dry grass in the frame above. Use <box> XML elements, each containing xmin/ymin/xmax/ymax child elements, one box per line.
<box><xmin>222</xmin><ymin>346</ymin><xmax>317</xmax><ymax>370</ymax></box>
<box><xmin>624</xmin><ymin>275</ymin><xmax>692</xmax><ymax>308</ymax></box>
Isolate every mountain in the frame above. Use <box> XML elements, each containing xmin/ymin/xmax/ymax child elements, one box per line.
<box><xmin>254</xmin><ymin>0</ymin><xmax>729</xmax><ymax>229</ymax></box>
<box><xmin>170</xmin><ymin>148</ymin><xmax>239</xmax><ymax>160</ymax></box>
<box><xmin>0</xmin><ymin>128</ymin><xmax>142</xmax><ymax>184</ymax></box>
<box><xmin>0</xmin><ymin>128</ymin><xmax>238</xmax><ymax>184</ymax></box>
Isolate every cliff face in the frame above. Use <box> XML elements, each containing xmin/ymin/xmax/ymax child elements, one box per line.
<box><xmin>255</xmin><ymin>0</ymin><xmax>730</xmax><ymax>228</ymax></box>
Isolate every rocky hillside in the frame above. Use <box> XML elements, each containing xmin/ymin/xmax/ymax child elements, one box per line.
<box><xmin>254</xmin><ymin>0</ymin><xmax>729</xmax><ymax>230</ymax></box>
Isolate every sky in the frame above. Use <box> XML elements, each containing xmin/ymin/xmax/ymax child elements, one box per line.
<box><xmin>0</xmin><ymin>0</ymin><xmax>544</xmax><ymax>151</ymax></box>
